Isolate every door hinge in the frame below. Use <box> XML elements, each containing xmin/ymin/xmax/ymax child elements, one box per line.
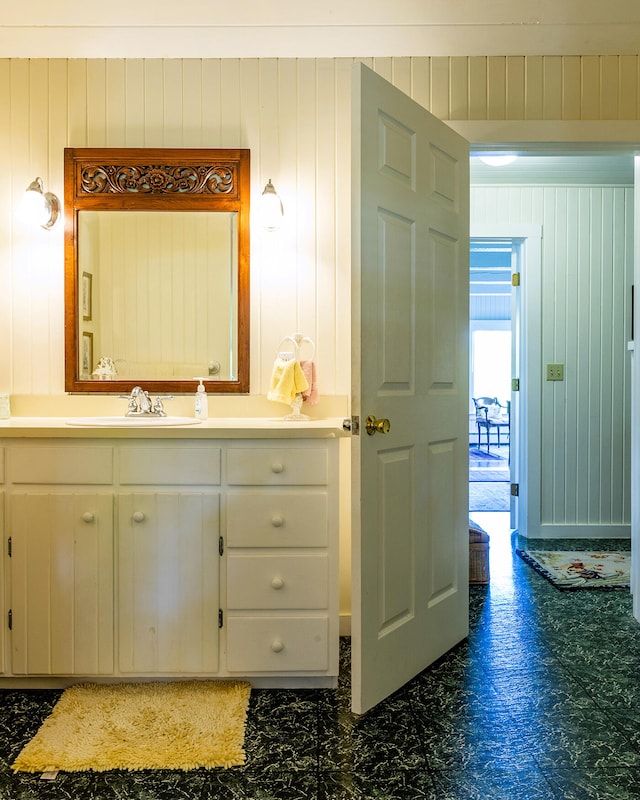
<box><xmin>343</xmin><ymin>416</ymin><xmax>360</xmax><ymax>435</ymax></box>
<box><xmin>218</xmin><ymin>609</ymin><xmax>224</xmax><ymax>628</ymax></box>
<box><xmin>218</xmin><ymin>536</ymin><xmax>224</xmax><ymax>557</ymax></box>
<box><xmin>511</xmin><ymin>378</ymin><xmax>520</xmax><ymax>392</ymax></box>
<box><xmin>512</xmin><ymin>272</ymin><xmax>521</xmax><ymax>287</ymax></box>
<box><xmin>7</xmin><ymin>537</ymin><xmax>11</xmax><ymax>558</ymax></box>
<box><xmin>510</xmin><ymin>483</ymin><xmax>519</xmax><ymax>497</ymax></box>
<box><xmin>7</xmin><ymin>609</ymin><xmax>12</xmax><ymax>631</ymax></box>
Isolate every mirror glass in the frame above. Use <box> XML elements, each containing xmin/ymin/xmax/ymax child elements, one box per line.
<box><xmin>77</xmin><ymin>211</ymin><xmax>237</xmax><ymax>381</ymax></box>
<box><xmin>64</xmin><ymin>148</ymin><xmax>250</xmax><ymax>394</ymax></box>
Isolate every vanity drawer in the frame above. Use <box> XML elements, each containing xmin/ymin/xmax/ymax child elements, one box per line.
<box><xmin>227</xmin><ymin>554</ymin><xmax>328</xmax><ymax>609</ymax></box>
<box><xmin>226</xmin><ymin>616</ymin><xmax>329</xmax><ymax>672</ymax></box>
<box><xmin>226</xmin><ymin>491</ymin><xmax>328</xmax><ymax>547</ymax></box>
<box><xmin>226</xmin><ymin>447</ymin><xmax>328</xmax><ymax>485</ymax></box>
<box><xmin>119</xmin><ymin>447</ymin><xmax>221</xmax><ymax>486</ymax></box>
<box><xmin>10</xmin><ymin>446</ymin><xmax>113</xmax><ymax>485</ymax></box>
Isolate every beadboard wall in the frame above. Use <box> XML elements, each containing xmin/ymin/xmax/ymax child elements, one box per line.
<box><xmin>471</xmin><ymin>185</ymin><xmax>633</xmax><ymax>533</ymax></box>
<box><xmin>2</xmin><ymin>56</ymin><xmax>640</xmax><ymax>401</ymax></box>
<box><xmin>0</xmin><ymin>55</ymin><xmax>637</xmax><ymax>537</ymax></box>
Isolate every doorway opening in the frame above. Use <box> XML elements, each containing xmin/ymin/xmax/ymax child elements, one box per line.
<box><xmin>469</xmin><ymin>238</ymin><xmax>517</xmax><ymax>521</ymax></box>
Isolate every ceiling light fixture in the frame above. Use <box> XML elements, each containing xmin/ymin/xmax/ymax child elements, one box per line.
<box><xmin>478</xmin><ymin>155</ymin><xmax>518</xmax><ymax>167</ymax></box>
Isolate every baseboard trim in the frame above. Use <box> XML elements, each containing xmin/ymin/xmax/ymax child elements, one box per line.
<box><xmin>526</xmin><ymin>523</ymin><xmax>630</xmax><ymax>540</ymax></box>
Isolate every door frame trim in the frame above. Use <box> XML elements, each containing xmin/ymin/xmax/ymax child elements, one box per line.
<box><xmin>471</xmin><ymin>224</ymin><xmax>542</xmax><ymax>537</ymax></box>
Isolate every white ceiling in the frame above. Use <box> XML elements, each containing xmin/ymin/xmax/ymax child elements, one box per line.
<box><xmin>2</xmin><ymin>0</ymin><xmax>640</xmax><ymax>58</ymax></box>
<box><xmin>470</xmin><ymin>153</ymin><xmax>635</xmax><ymax>185</ymax></box>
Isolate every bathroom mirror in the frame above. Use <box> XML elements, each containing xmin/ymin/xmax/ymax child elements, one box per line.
<box><xmin>64</xmin><ymin>147</ymin><xmax>250</xmax><ymax>394</ymax></box>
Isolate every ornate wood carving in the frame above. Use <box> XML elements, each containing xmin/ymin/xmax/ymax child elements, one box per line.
<box><xmin>79</xmin><ymin>164</ymin><xmax>236</xmax><ymax>195</ymax></box>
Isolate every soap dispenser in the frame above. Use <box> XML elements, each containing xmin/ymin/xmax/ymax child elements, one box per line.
<box><xmin>194</xmin><ymin>378</ymin><xmax>209</xmax><ymax>420</ymax></box>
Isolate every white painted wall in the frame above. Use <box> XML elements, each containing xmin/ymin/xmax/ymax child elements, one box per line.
<box><xmin>472</xmin><ymin>185</ymin><xmax>633</xmax><ymax>535</ymax></box>
<box><xmin>0</xmin><ymin>55</ymin><xmax>636</xmax><ymax>544</ymax></box>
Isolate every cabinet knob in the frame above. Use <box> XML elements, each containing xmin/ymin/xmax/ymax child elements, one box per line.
<box><xmin>81</xmin><ymin>511</ymin><xmax>95</xmax><ymax>523</ymax></box>
<box><xmin>132</xmin><ymin>511</ymin><xmax>146</xmax><ymax>523</ymax></box>
<box><xmin>270</xmin><ymin>639</ymin><xmax>284</xmax><ymax>653</ymax></box>
<box><xmin>271</xmin><ymin>514</ymin><xmax>284</xmax><ymax>527</ymax></box>
<box><xmin>271</xmin><ymin>462</ymin><xmax>284</xmax><ymax>474</ymax></box>
<box><xmin>271</xmin><ymin>577</ymin><xmax>285</xmax><ymax>590</ymax></box>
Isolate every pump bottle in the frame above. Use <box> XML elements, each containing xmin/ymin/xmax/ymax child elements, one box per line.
<box><xmin>194</xmin><ymin>378</ymin><xmax>208</xmax><ymax>420</ymax></box>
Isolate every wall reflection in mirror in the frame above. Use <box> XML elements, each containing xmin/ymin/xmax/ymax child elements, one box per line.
<box><xmin>78</xmin><ymin>210</ymin><xmax>237</xmax><ymax>382</ymax></box>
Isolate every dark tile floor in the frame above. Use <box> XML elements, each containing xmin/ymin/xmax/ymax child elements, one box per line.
<box><xmin>0</xmin><ymin>513</ymin><xmax>639</xmax><ymax>799</ymax></box>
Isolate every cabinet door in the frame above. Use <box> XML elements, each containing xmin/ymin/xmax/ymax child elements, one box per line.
<box><xmin>118</xmin><ymin>492</ymin><xmax>220</xmax><ymax>674</ymax></box>
<box><xmin>0</xmin><ymin>490</ymin><xmax>4</xmax><ymax>674</ymax></box>
<box><xmin>10</xmin><ymin>493</ymin><xmax>114</xmax><ymax>675</ymax></box>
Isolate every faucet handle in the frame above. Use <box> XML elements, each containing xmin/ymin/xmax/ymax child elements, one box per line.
<box><xmin>152</xmin><ymin>395</ymin><xmax>174</xmax><ymax>416</ymax></box>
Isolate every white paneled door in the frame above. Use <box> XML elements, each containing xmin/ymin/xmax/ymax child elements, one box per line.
<box><xmin>351</xmin><ymin>63</ymin><xmax>470</xmax><ymax>714</ymax></box>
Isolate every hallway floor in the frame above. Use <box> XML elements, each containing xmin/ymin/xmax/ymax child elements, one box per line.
<box><xmin>0</xmin><ymin>515</ymin><xmax>638</xmax><ymax>799</ymax></box>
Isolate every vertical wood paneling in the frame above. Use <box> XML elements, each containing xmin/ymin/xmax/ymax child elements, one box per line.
<box><xmin>562</xmin><ymin>56</ymin><xmax>581</xmax><ymax>120</ymax></box>
<box><xmin>468</xmin><ymin>57</ymin><xmax>487</xmax><ymax>120</ymax></box>
<box><xmin>505</xmin><ymin>56</ymin><xmax>525</xmax><ymax>120</ymax></box>
<box><xmin>2</xmin><ymin>55</ymin><xmax>640</xmax><ymax>403</ymax></box>
<box><xmin>525</xmin><ymin>56</ymin><xmax>544</xmax><ymax>119</ymax></box>
<box><xmin>334</xmin><ymin>58</ymin><xmax>353</xmax><ymax>395</ymax></box>
<box><xmin>410</xmin><ymin>57</ymin><xmax>431</xmax><ymax>113</ymax></box>
<box><xmin>600</xmin><ymin>56</ymin><xmax>620</xmax><ymax>121</ymax></box>
<box><xmin>471</xmin><ymin>183</ymin><xmax>632</xmax><ymax>528</ymax></box>
<box><xmin>618</xmin><ymin>55</ymin><xmax>638</xmax><ymax>120</ymax></box>
<box><xmin>430</xmin><ymin>56</ymin><xmax>450</xmax><ymax>120</ymax></box>
<box><xmin>542</xmin><ymin>56</ymin><xmax>562</xmax><ymax>120</ymax></box>
<box><xmin>487</xmin><ymin>57</ymin><xmax>506</xmax><ymax>120</ymax></box>
<box><xmin>316</xmin><ymin>60</ymin><xmax>338</xmax><ymax>396</ymax></box>
<box><xmin>581</xmin><ymin>56</ymin><xmax>600</xmax><ymax>119</ymax></box>
<box><xmin>449</xmin><ymin>57</ymin><xmax>469</xmax><ymax>120</ymax></box>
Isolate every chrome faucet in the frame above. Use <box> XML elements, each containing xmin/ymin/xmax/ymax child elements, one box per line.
<box><xmin>123</xmin><ymin>386</ymin><xmax>172</xmax><ymax>417</ymax></box>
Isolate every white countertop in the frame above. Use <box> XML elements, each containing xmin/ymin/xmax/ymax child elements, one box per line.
<box><xmin>0</xmin><ymin>416</ymin><xmax>349</xmax><ymax>439</ymax></box>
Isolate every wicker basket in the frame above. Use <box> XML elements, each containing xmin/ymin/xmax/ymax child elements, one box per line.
<box><xmin>469</xmin><ymin>523</ymin><xmax>490</xmax><ymax>585</ymax></box>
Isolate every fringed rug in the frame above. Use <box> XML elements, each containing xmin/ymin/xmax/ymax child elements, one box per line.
<box><xmin>517</xmin><ymin>549</ymin><xmax>630</xmax><ymax>591</ymax></box>
<box><xmin>12</xmin><ymin>680</ymin><xmax>251</xmax><ymax>773</ymax></box>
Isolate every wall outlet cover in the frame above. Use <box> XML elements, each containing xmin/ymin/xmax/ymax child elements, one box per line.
<box><xmin>546</xmin><ymin>363</ymin><xmax>564</xmax><ymax>381</ymax></box>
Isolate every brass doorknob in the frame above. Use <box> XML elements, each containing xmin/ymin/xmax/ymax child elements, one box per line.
<box><xmin>365</xmin><ymin>415</ymin><xmax>391</xmax><ymax>435</ymax></box>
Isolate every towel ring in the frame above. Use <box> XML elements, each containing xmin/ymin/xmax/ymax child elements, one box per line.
<box><xmin>276</xmin><ymin>333</ymin><xmax>315</xmax><ymax>362</ymax></box>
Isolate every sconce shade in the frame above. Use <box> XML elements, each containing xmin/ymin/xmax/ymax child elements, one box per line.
<box><xmin>261</xmin><ymin>178</ymin><xmax>284</xmax><ymax>231</ymax></box>
<box><xmin>20</xmin><ymin>177</ymin><xmax>60</xmax><ymax>230</ymax></box>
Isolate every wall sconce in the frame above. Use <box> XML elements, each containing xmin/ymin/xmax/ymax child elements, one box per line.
<box><xmin>19</xmin><ymin>177</ymin><xmax>60</xmax><ymax>230</ymax></box>
<box><xmin>261</xmin><ymin>179</ymin><xmax>284</xmax><ymax>231</ymax></box>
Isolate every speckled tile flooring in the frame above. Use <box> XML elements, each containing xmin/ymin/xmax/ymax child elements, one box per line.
<box><xmin>1</xmin><ymin>512</ymin><xmax>639</xmax><ymax>799</ymax></box>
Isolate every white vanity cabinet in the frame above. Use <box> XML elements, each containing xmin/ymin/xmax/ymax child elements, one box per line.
<box><xmin>0</xmin><ymin>447</ymin><xmax>4</xmax><ymax>674</ymax></box>
<box><xmin>0</xmin><ymin>426</ymin><xmax>340</xmax><ymax>687</ymax></box>
<box><xmin>7</xmin><ymin>446</ymin><xmax>115</xmax><ymax>675</ymax></box>
<box><xmin>224</xmin><ymin>443</ymin><xmax>339</xmax><ymax>677</ymax></box>
<box><xmin>116</xmin><ymin>446</ymin><xmax>222</xmax><ymax>675</ymax></box>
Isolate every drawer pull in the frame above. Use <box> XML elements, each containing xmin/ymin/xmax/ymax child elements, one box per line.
<box><xmin>271</xmin><ymin>577</ymin><xmax>285</xmax><ymax>590</ymax></box>
<box><xmin>81</xmin><ymin>511</ymin><xmax>95</xmax><ymax>523</ymax></box>
<box><xmin>132</xmin><ymin>511</ymin><xmax>146</xmax><ymax>523</ymax></box>
<box><xmin>271</xmin><ymin>514</ymin><xmax>284</xmax><ymax>527</ymax></box>
<box><xmin>270</xmin><ymin>639</ymin><xmax>284</xmax><ymax>653</ymax></box>
<box><xmin>271</xmin><ymin>462</ymin><xmax>284</xmax><ymax>474</ymax></box>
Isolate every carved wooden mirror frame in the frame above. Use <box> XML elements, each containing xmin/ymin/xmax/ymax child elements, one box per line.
<box><xmin>64</xmin><ymin>147</ymin><xmax>250</xmax><ymax>394</ymax></box>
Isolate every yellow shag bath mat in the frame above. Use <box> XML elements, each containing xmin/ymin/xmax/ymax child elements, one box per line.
<box><xmin>12</xmin><ymin>680</ymin><xmax>251</xmax><ymax>773</ymax></box>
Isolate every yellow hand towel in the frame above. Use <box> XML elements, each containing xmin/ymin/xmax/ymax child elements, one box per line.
<box><xmin>267</xmin><ymin>358</ymin><xmax>309</xmax><ymax>405</ymax></box>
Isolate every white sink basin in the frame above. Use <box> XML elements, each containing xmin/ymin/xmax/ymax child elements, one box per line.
<box><xmin>66</xmin><ymin>416</ymin><xmax>202</xmax><ymax>428</ymax></box>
